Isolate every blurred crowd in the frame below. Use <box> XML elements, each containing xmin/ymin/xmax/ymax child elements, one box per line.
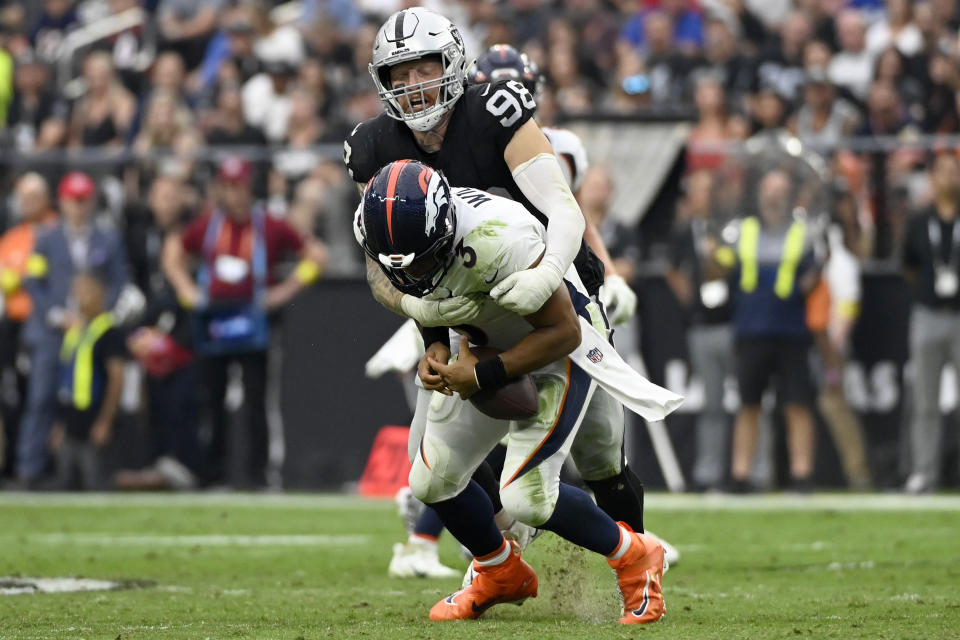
<box><xmin>0</xmin><ymin>0</ymin><xmax>959</xmax><ymax>492</ymax></box>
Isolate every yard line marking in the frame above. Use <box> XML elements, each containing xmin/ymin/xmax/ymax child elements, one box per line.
<box><xmin>14</xmin><ymin>534</ymin><xmax>369</xmax><ymax>547</ymax></box>
<box><xmin>1</xmin><ymin>492</ymin><xmax>959</xmax><ymax>512</ymax></box>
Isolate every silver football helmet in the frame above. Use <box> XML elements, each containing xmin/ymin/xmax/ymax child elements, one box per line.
<box><xmin>369</xmin><ymin>8</ymin><xmax>468</xmax><ymax>132</ymax></box>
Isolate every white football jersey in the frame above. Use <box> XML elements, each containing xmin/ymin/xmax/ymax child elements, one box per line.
<box><xmin>425</xmin><ymin>187</ymin><xmax>589</xmax><ymax>351</ymax></box>
<box><xmin>543</xmin><ymin>127</ymin><xmax>589</xmax><ymax>193</ymax></box>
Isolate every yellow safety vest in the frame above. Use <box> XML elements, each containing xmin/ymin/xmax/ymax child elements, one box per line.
<box><xmin>60</xmin><ymin>313</ymin><xmax>114</xmax><ymax>410</ymax></box>
<box><xmin>738</xmin><ymin>216</ymin><xmax>807</xmax><ymax>300</ymax></box>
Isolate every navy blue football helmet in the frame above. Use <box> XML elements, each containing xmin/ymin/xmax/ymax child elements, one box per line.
<box><xmin>355</xmin><ymin>160</ymin><xmax>456</xmax><ymax>296</ymax></box>
<box><xmin>467</xmin><ymin>44</ymin><xmax>541</xmax><ymax>97</ymax></box>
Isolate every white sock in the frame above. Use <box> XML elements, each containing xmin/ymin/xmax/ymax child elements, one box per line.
<box><xmin>607</xmin><ymin>526</ymin><xmax>632</xmax><ymax>561</ymax></box>
<box><xmin>475</xmin><ymin>539</ymin><xmax>510</xmax><ymax>567</ymax></box>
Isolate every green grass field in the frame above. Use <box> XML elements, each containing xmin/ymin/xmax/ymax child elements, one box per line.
<box><xmin>1</xmin><ymin>492</ymin><xmax>958</xmax><ymax>640</ymax></box>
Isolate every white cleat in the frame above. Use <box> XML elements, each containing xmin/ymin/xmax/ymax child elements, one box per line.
<box><xmin>645</xmin><ymin>530</ymin><xmax>679</xmax><ymax>569</ymax></box>
<box><xmin>388</xmin><ymin>541</ymin><xmax>459</xmax><ymax>579</ymax></box>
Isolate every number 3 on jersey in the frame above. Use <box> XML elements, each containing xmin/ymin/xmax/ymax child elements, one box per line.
<box><xmin>485</xmin><ymin>80</ymin><xmax>536</xmax><ymax>128</ymax></box>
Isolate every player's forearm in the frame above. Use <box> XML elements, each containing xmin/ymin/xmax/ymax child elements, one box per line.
<box><xmin>500</xmin><ymin>286</ymin><xmax>581</xmax><ymax>376</ymax></box>
<box><xmin>365</xmin><ymin>255</ymin><xmax>405</xmax><ymax>315</ymax></box>
<box><xmin>511</xmin><ymin>153</ymin><xmax>585</xmax><ymax>279</ymax></box>
<box><xmin>500</xmin><ymin>324</ymin><xmax>580</xmax><ymax>378</ymax></box>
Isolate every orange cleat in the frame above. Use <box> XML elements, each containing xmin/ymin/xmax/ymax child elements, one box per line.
<box><xmin>608</xmin><ymin>523</ymin><xmax>667</xmax><ymax>624</ymax></box>
<box><xmin>429</xmin><ymin>540</ymin><xmax>538</xmax><ymax>621</ymax></box>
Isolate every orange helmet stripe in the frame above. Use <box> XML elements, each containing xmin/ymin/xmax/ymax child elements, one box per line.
<box><xmin>385</xmin><ymin>159</ymin><xmax>411</xmax><ymax>246</ymax></box>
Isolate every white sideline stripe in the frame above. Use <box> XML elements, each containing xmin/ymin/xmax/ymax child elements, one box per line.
<box><xmin>1</xmin><ymin>491</ymin><xmax>959</xmax><ymax>512</ymax></box>
<box><xmin>15</xmin><ymin>534</ymin><xmax>369</xmax><ymax>547</ymax></box>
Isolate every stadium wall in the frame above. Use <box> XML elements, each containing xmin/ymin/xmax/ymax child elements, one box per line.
<box><xmin>279</xmin><ymin>274</ymin><xmax>957</xmax><ymax>491</ymax></box>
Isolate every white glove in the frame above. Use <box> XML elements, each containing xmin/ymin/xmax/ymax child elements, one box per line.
<box><xmin>399</xmin><ymin>293</ymin><xmax>481</xmax><ymax>327</ymax></box>
<box><xmin>599</xmin><ymin>274</ymin><xmax>637</xmax><ymax>326</ymax></box>
<box><xmin>489</xmin><ymin>264</ymin><xmax>562</xmax><ymax>315</ymax></box>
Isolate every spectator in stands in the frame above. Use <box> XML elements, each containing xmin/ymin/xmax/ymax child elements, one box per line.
<box><xmin>756</xmin><ymin>10</ymin><xmax>810</xmax><ymax>105</ymax></box>
<box><xmin>790</xmin><ymin>69</ymin><xmax>861</xmax><ymax>153</ymax></box>
<box><xmin>621</xmin><ymin>0</ymin><xmax>704</xmax><ymax>55</ymax></box>
<box><xmin>693</xmin><ymin>9</ymin><xmax>757</xmax><ymax>111</ymax></box>
<box><xmin>156</xmin><ymin>0</ymin><xmax>222</xmax><ymax>71</ymax></box>
<box><xmin>921</xmin><ymin>47</ymin><xmax>960</xmax><ymax>134</ymax></box>
<box><xmin>902</xmin><ymin>153</ymin><xmax>960</xmax><ymax>494</ymax></box>
<box><xmin>749</xmin><ymin>83</ymin><xmax>788</xmax><ymax>138</ymax></box>
<box><xmin>105</xmin><ymin>0</ymin><xmax>157</xmax><ymax>96</ymax></box>
<box><xmin>723</xmin><ymin>168</ymin><xmax>820</xmax><ymax>492</ymax></box>
<box><xmin>666</xmin><ymin>169</ymin><xmax>735</xmax><ymax>492</ymax></box>
<box><xmin>30</xmin><ymin>0</ymin><xmax>78</xmax><ymax>64</ymax></box>
<box><xmin>242</xmin><ymin>52</ymin><xmax>298</xmax><ymax>144</ymax></box>
<box><xmin>4</xmin><ymin>51</ymin><xmax>67</xmax><ymax>152</ymax></box>
<box><xmin>686</xmin><ymin>75</ymin><xmax>748</xmax><ymax>172</ymax></box>
<box><xmin>803</xmin><ymin>40</ymin><xmax>833</xmax><ymax>72</ymax></box>
<box><xmin>872</xmin><ymin>47</ymin><xmax>925</xmax><ymax>122</ymax></box>
<box><xmin>18</xmin><ymin>171</ymin><xmax>127</xmax><ymax>488</ymax></box>
<box><xmin>829</xmin><ymin>10</ymin><xmax>876</xmax><ymax>101</ymax></box>
<box><xmin>121</xmin><ymin>172</ymin><xmax>200</xmax><ymax>489</ymax></box>
<box><xmin>162</xmin><ymin>156</ymin><xmax>326</xmax><ymax>488</ymax></box>
<box><xmin>205</xmin><ymin>81</ymin><xmax>265</xmax><ymax>147</ymax></box>
<box><xmin>271</xmin><ymin>89</ymin><xmax>328</xmax><ymax>206</ymax></box>
<box><xmin>638</xmin><ymin>10</ymin><xmax>696</xmax><ymax>107</ymax></box>
<box><xmin>866</xmin><ymin>0</ymin><xmax>923</xmax><ymax>57</ymax></box>
<box><xmin>858</xmin><ymin>79</ymin><xmax>919</xmax><ymax>138</ymax></box>
<box><xmin>199</xmin><ymin>7</ymin><xmax>263</xmax><ymax>93</ymax></box>
<box><xmin>127</xmin><ymin>51</ymin><xmax>190</xmax><ymax>141</ymax></box>
<box><xmin>0</xmin><ymin>173</ymin><xmax>58</xmax><ymax>475</ymax></box>
<box><xmin>67</xmin><ymin>50</ymin><xmax>136</xmax><ymax>149</ymax></box>
<box><xmin>132</xmin><ymin>88</ymin><xmax>194</xmax><ymax>155</ymax></box>
<box><xmin>49</xmin><ymin>270</ymin><xmax>126</xmax><ymax>490</ymax></box>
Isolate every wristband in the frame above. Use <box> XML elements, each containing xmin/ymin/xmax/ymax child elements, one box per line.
<box><xmin>420</xmin><ymin>326</ymin><xmax>449</xmax><ymax>349</ymax></box>
<box><xmin>474</xmin><ymin>356</ymin><xmax>508</xmax><ymax>391</ymax></box>
<box><xmin>294</xmin><ymin>259</ymin><xmax>322</xmax><ymax>285</ymax></box>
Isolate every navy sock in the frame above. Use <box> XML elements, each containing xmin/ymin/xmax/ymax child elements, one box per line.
<box><xmin>541</xmin><ymin>483</ymin><xmax>622</xmax><ymax>555</ymax></box>
<box><xmin>429</xmin><ymin>480</ymin><xmax>503</xmax><ymax>557</ymax></box>
<box><xmin>412</xmin><ymin>506</ymin><xmax>445</xmax><ymax>539</ymax></box>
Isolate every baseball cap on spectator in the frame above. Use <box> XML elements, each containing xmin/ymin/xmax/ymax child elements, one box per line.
<box><xmin>217</xmin><ymin>156</ymin><xmax>253</xmax><ymax>184</ymax></box>
<box><xmin>58</xmin><ymin>171</ymin><xmax>96</xmax><ymax>201</ymax></box>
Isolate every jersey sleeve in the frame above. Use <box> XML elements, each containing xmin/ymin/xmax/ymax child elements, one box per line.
<box><xmin>467</xmin><ymin>80</ymin><xmax>537</xmax><ymax>156</ymax></box>
<box><xmin>343</xmin><ymin>120</ymin><xmax>381</xmax><ymax>185</ymax></box>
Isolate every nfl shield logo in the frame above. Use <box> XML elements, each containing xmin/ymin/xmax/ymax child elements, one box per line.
<box><xmin>587</xmin><ymin>347</ymin><xmax>603</xmax><ymax>363</ymax></box>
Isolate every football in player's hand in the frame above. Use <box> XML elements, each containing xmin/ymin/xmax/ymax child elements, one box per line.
<box><xmin>468</xmin><ymin>346</ymin><xmax>540</xmax><ymax>421</ymax></box>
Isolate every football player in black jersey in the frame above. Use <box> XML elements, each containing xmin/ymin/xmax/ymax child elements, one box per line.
<box><xmin>345</xmin><ymin>7</ymin><xmax>666</xmax><ymax>583</ymax></box>
<box><xmin>344</xmin><ymin>7</ymin><xmax>602</xmax><ymax>325</ymax></box>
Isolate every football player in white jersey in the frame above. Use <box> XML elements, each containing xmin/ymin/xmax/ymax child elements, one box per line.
<box><xmin>354</xmin><ymin>159</ymin><xmax>681</xmax><ymax>623</ymax></box>
<box><xmin>368</xmin><ymin>38</ymin><xmax>678</xmax><ymax>578</ymax></box>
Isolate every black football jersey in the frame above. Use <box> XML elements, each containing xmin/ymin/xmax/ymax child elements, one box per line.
<box><xmin>344</xmin><ymin>80</ymin><xmax>605</xmax><ymax>294</ymax></box>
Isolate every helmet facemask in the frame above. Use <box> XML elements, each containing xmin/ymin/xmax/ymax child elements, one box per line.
<box><xmin>356</xmin><ymin>160</ymin><xmax>459</xmax><ymax>297</ymax></box>
<box><xmin>369</xmin><ymin>9</ymin><xmax>467</xmax><ymax>132</ymax></box>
